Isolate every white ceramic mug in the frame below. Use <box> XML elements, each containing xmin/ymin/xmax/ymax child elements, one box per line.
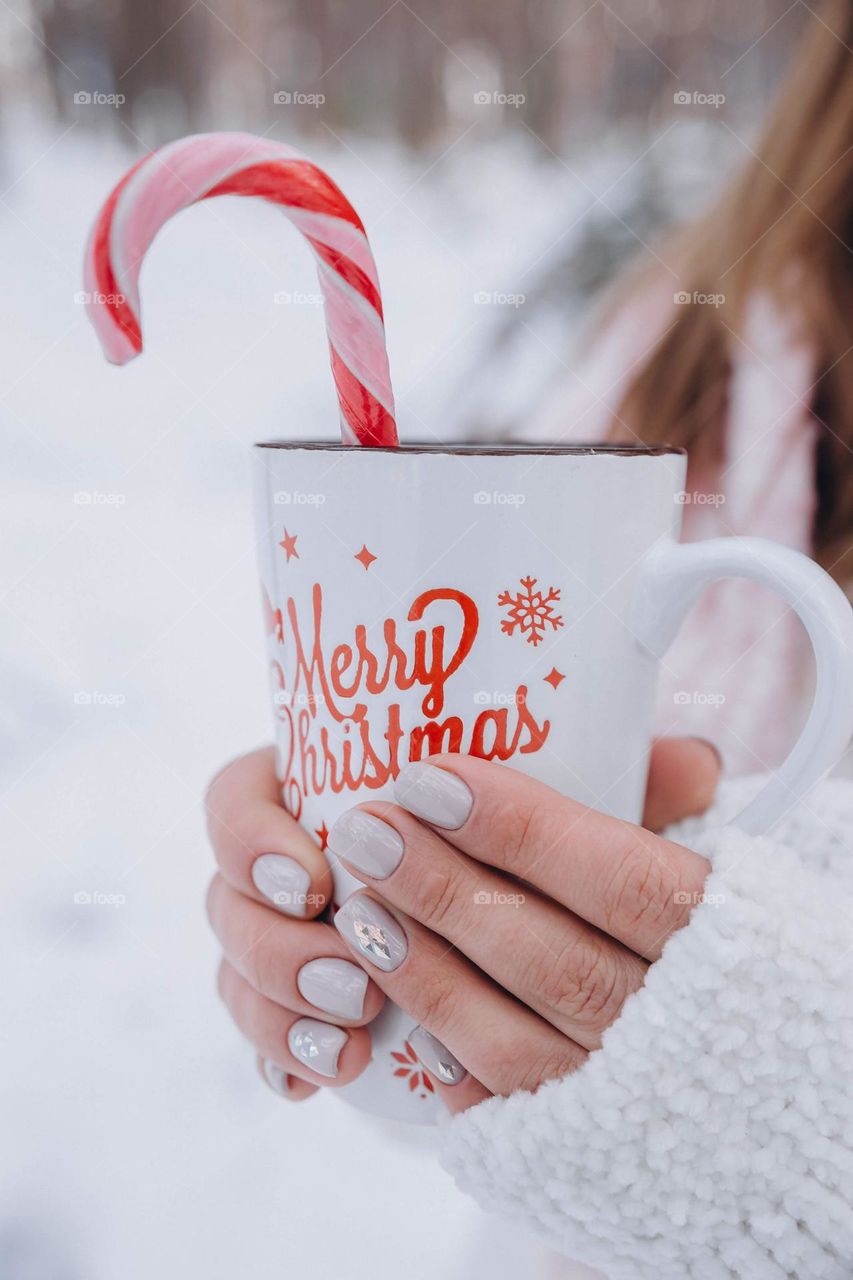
<box><xmin>253</xmin><ymin>442</ymin><xmax>853</xmax><ymax>1123</ymax></box>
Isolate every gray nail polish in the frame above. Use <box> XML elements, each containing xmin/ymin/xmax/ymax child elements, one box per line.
<box><xmin>288</xmin><ymin>1018</ymin><xmax>349</xmax><ymax>1079</ymax></box>
<box><xmin>261</xmin><ymin>1059</ymin><xmax>291</xmax><ymax>1097</ymax></box>
<box><xmin>334</xmin><ymin>895</ymin><xmax>407</xmax><ymax>972</ymax></box>
<box><xmin>408</xmin><ymin>1026</ymin><xmax>467</xmax><ymax>1086</ymax></box>
<box><xmin>394</xmin><ymin>762</ymin><xmax>473</xmax><ymax>829</ymax></box>
<box><xmin>252</xmin><ymin>854</ymin><xmax>311</xmax><ymax>917</ymax></box>
<box><xmin>328</xmin><ymin>809</ymin><xmax>404</xmax><ymax>879</ymax></box>
<box><xmin>297</xmin><ymin>957</ymin><xmax>368</xmax><ymax>1019</ymax></box>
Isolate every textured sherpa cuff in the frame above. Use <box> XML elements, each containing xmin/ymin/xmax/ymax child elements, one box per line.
<box><xmin>439</xmin><ymin>779</ymin><xmax>853</xmax><ymax>1280</ymax></box>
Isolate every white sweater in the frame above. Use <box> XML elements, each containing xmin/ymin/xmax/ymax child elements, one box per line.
<box><xmin>439</xmin><ymin>777</ymin><xmax>853</xmax><ymax>1279</ymax></box>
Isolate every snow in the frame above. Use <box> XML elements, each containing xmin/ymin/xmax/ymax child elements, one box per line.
<box><xmin>0</xmin><ymin>119</ymin><xmax>578</xmax><ymax>1279</ymax></box>
<box><xmin>0</xmin><ymin>106</ymin><xmax>735</xmax><ymax>1276</ymax></box>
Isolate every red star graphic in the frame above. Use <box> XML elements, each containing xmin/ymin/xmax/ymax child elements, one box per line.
<box><xmin>544</xmin><ymin>667</ymin><xmax>565</xmax><ymax>689</ymax></box>
<box><xmin>314</xmin><ymin>821</ymin><xmax>329</xmax><ymax>851</ymax></box>
<box><xmin>354</xmin><ymin>544</ymin><xmax>377</xmax><ymax>571</ymax></box>
<box><xmin>279</xmin><ymin>529</ymin><xmax>299</xmax><ymax>563</ymax></box>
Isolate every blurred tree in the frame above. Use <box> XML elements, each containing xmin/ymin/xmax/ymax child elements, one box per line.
<box><xmin>40</xmin><ymin>0</ymin><xmax>213</xmax><ymax>136</ymax></box>
<box><xmin>31</xmin><ymin>0</ymin><xmax>809</xmax><ymax>150</ymax></box>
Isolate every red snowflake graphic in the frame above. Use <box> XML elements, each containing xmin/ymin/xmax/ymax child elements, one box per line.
<box><xmin>391</xmin><ymin>1040</ymin><xmax>435</xmax><ymax>1098</ymax></box>
<box><xmin>498</xmin><ymin>576</ymin><xmax>564</xmax><ymax>646</ymax></box>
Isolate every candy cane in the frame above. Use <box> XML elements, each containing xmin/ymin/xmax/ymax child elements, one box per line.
<box><xmin>84</xmin><ymin>132</ymin><xmax>398</xmax><ymax>447</ymax></box>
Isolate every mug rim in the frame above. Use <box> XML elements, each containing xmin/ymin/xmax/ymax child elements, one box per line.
<box><xmin>254</xmin><ymin>440</ymin><xmax>686</xmax><ymax>457</ymax></box>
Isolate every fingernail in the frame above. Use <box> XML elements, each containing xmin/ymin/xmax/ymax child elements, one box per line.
<box><xmin>252</xmin><ymin>854</ymin><xmax>311</xmax><ymax>917</ymax></box>
<box><xmin>328</xmin><ymin>809</ymin><xmax>404</xmax><ymax>879</ymax></box>
<box><xmin>260</xmin><ymin>1058</ymin><xmax>291</xmax><ymax>1098</ymax></box>
<box><xmin>297</xmin><ymin>957</ymin><xmax>368</xmax><ymax>1020</ymax></box>
<box><xmin>288</xmin><ymin>1018</ymin><xmax>349</xmax><ymax>1079</ymax></box>
<box><xmin>334</xmin><ymin>895</ymin><xmax>407</xmax><ymax>972</ymax></box>
<box><xmin>394</xmin><ymin>762</ymin><xmax>473</xmax><ymax>829</ymax></box>
<box><xmin>408</xmin><ymin>1026</ymin><xmax>467</xmax><ymax>1086</ymax></box>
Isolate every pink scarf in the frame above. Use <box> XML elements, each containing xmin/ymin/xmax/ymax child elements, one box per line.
<box><xmin>528</xmin><ymin>287</ymin><xmax>817</xmax><ymax>772</ymax></box>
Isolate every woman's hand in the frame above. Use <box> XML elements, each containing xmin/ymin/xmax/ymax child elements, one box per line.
<box><xmin>327</xmin><ymin>742</ymin><xmax>720</xmax><ymax>1113</ymax></box>
<box><xmin>205</xmin><ymin>747</ymin><xmax>386</xmax><ymax>1101</ymax></box>
<box><xmin>205</xmin><ymin>739</ymin><xmax>718</xmax><ymax>1106</ymax></box>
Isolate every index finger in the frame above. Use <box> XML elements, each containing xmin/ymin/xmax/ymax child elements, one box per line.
<box><xmin>205</xmin><ymin>746</ymin><xmax>332</xmax><ymax>919</ymax></box>
<box><xmin>392</xmin><ymin>756</ymin><xmax>710</xmax><ymax>961</ymax></box>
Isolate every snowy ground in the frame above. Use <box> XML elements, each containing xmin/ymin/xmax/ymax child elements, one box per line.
<box><xmin>0</xmin><ymin>118</ymin><xmax>587</xmax><ymax>1280</ymax></box>
<box><xmin>0</xmin><ymin>111</ymin><xmax>733</xmax><ymax>1278</ymax></box>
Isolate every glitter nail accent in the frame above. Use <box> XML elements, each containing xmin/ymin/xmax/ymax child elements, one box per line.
<box><xmin>354</xmin><ymin>917</ymin><xmax>391</xmax><ymax>960</ymax></box>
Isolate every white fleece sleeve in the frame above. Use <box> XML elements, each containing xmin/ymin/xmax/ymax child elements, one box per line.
<box><xmin>439</xmin><ymin>778</ymin><xmax>853</xmax><ymax>1280</ymax></box>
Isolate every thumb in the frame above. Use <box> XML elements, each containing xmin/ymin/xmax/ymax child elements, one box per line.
<box><xmin>642</xmin><ymin>737</ymin><xmax>722</xmax><ymax>833</ymax></box>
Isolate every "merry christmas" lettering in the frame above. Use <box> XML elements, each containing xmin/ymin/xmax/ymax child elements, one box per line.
<box><xmin>266</xmin><ymin>583</ymin><xmax>550</xmax><ymax>818</ymax></box>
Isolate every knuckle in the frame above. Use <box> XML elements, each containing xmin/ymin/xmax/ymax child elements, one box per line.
<box><xmin>482</xmin><ymin>1035</ymin><xmax>533</xmax><ymax>1088</ymax></box>
<box><xmin>411</xmin><ymin>968</ymin><xmax>457</xmax><ymax>1036</ymax></box>
<box><xmin>572</xmin><ymin>955</ymin><xmax>626</xmax><ymax>1031</ymax></box>
<box><xmin>508</xmin><ymin>1042</ymin><xmax>582</xmax><ymax>1096</ymax></box>
<box><xmin>242</xmin><ymin>926</ymin><xmax>281</xmax><ymax>996</ymax></box>
<box><xmin>240</xmin><ymin>989</ymin><xmax>269</xmax><ymax>1054</ymax></box>
<box><xmin>494</xmin><ymin>805</ymin><xmax>538</xmax><ymax>875</ymax></box>
<box><xmin>216</xmin><ymin>960</ymin><xmax>272</xmax><ymax>1059</ymax></box>
<box><xmin>208</xmin><ymin>801</ymin><xmax>261</xmax><ymax>870</ymax></box>
<box><xmin>494</xmin><ymin>803</ymin><xmax>568</xmax><ymax>877</ymax></box>
<box><xmin>526</xmin><ymin>934</ymin><xmax>622</xmax><ymax>1032</ymax></box>
<box><xmin>204</xmin><ymin>751</ymin><xmax>269</xmax><ymax>846</ymax></box>
<box><xmin>204</xmin><ymin>754</ymin><xmax>242</xmax><ymax>820</ymax></box>
<box><xmin>500</xmin><ymin>806</ymin><xmax>536</xmax><ymax>873</ymax></box>
<box><xmin>602</xmin><ymin>843</ymin><xmax>674</xmax><ymax>942</ymax></box>
<box><xmin>408</xmin><ymin>859</ymin><xmax>467</xmax><ymax>934</ymax></box>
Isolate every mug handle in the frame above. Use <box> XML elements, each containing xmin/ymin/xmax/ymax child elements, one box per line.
<box><xmin>633</xmin><ymin>536</ymin><xmax>853</xmax><ymax>835</ymax></box>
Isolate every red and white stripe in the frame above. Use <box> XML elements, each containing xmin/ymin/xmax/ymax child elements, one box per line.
<box><xmin>84</xmin><ymin>132</ymin><xmax>397</xmax><ymax>447</ymax></box>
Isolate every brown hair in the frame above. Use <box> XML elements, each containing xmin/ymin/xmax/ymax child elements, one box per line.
<box><xmin>610</xmin><ymin>0</ymin><xmax>853</xmax><ymax>581</ymax></box>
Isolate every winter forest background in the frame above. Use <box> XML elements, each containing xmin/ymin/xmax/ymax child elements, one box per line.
<box><xmin>1</xmin><ymin>3</ymin><xmax>811</xmax><ymax>1278</ymax></box>
<box><xmin>29</xmin><ymin>0</ymin><xmax>809</xmax><ymax>144</ymax></box>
